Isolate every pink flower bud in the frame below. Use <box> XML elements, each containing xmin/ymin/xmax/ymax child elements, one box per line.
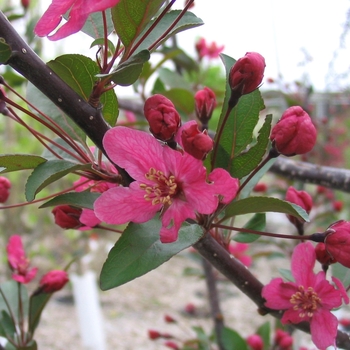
<box><xmin>0</xmin><ymin>176</ymin><xmax>11</xmax><ymax>203</ymax></box>
<box><xmin>52</xmin><ymin>205</ymin><xmax>82</xmax><ymax>229</ymax></box>
<box><xmin>144</xmin><ymin>95</ymin><xmax>181</xmax><ymax>142</ymax></box>
<box><xmin>324</xmin><ymin>220</ymin><xmax>350</xmax><ymax>268</ymax></box>
<box><xmin>21</xmin><ymin>0</ymin><xmax>30</xmax><ymax>9</ymax></box>
<box><xmin>229</xmin><ymin>52</ymin><xmax>265</xmax><ymax>95</ymax></box>
<box><xmin>180</xmin><ymin>122</ymin><xmax>213</xmax><ymax>160</ymax></box>
<box><xmin>194</xmin><ymin>87</ymin><xmax>216</xmax><ymax>124</ymax></box>
<box><xmin>315</xmin><ymin>243</ymin><xmax>337</xmax><ymax>266</ymax></box>
<box><xmin>7</xmin><ymin>235</ymin><xmax>38</xmax><ymax>284</ymax></box>
<box><xmin>247</xmin><ymin>334</ymin><xmax>264</xmax><ymax>350</ymax></box>
<box><xmin>39</xmin><ymin>270</ymin><xmax>69</xmax><ymax>293</ymax></box>
<box><xmin>164</xmin><ymin>314</ymin><xmax>176</xmax><ymax>323</ymax></box>
<box><xmin>285</xmin><ymin>186</ymin><xmax>312</xmax><ymax>235</ymax></box>
<box><xmin>148</xmin><ymin>329</ymin><xmax>162</xmax><ymax>340</ymax></box>
<box><xmin>270</xmin><ymin>106</ymin><xmax>317</xmax><ymax>156</ymax></box>
<box><xmin>253</xmin><ymin>182</ymin><xmax>267</xmax><ymax>193</ymax></box>
<box><xmin>164</xmin><ymin>341</ymin><xmax>179</xmax><ymax>350</ymax></box>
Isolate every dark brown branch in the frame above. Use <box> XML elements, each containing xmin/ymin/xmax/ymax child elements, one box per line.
<box><xmin>193</xmin><ymin>232</ymin><xmax>350</xmax><ymax>349</ymax></box>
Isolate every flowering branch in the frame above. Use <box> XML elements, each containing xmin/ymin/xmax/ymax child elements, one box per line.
<box><xmin>193</xmin><ymin>232</ymin><xmax>350</xmax><ymax>349</ymax></box>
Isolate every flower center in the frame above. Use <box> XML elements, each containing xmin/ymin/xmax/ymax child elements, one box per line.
<box><xmin>140</xmin><ymin>168</ymin><xmax>178</xmax><ymax>205</ymax></box>
<box><xmin>290</xmin><ymin>286</ymin><xmax>322</xmax><ymax>318</ymax></box>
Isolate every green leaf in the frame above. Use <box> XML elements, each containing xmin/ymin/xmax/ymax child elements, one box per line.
<box><xmin>96</xmin><ymin>50</ymin><xmax>151</xmax><ymax>86</ymax></box>
<box><xmin>230</xmin><ymin>115</ymin><xmax>272</xmax><ymax>179</ymax></box>
<box><xmin>0</xmin><ymin>281</ymin><xmax>29</xmax><ymax>322</ymax></box>
<box><xmin>25</xmin><ymin>160</ymin><xmax>91</xmax><ymax>201</ymax></box>
<box><xmin>224</xmin><ymin>197</ymin><xmax>309</xmax><ymax>222</ymax></box>
<box><xmin>211</xmin><ymin>54</ymin><xmax>265</xmax><ymax>174</ymax></box>
<box><xmin>0</xmin><ymin>154</ymin><xmax>46</xmax><ymax>174</ymax></box>
<box><xmin>132</xmin><ymin>10</ymin><xmax>204</xmax><ymax>54</ymax></box>
<box><xmin>158</xmin><ymin>67</ymin><xmax>193</xmax><ymax>91</ymax></box>
<box><xmin>233</xmin><ymin>213</ymin><xmax>266</xmax><ymax>243</ymax></box>
<box><xmin>0</xmin><ymin>310</ymin><xmax>16</xmax><ymax>340</ymax></box>
<box><xmin>90</xmin><ymin>38</ymin><xmax>115</xmax><ymax>54</ymax></box>
<box><xmin>161</xmin><ymin>88</ymin><xmax>195</xmax><ymax>114</ymax></box>
<box><xmin>0</xmin><ymin>38</ymin><xmax>11</xmax><ymax>64</ymax></box>
<box><xmin>40</xmin><ymin>192</ymin><xmax>100</xmax><ymax>210</ymax></box>
<box><xmin>257</xmin><ymin>322</ymin><xmax>271</xmax><ymax>350</ymax></box>
<box><xmin>100</xmin><ymin>219</ymin><xmax>203</xmax><ymax>290</ymax></box>
<box><xmin>47</xmin><ymin>54</ymin><xmax>119</xmax><ymax>126</ymax></box>
<box><xmin>221</xmin><ymin>327</ymin><xmax>248</xmax><ymax>350</ymax></box>
<box><xmin>112</xmin><ymin>0</ymin><xmax>166</xmax><ymax>56</ymax></box>
<box><xmin>28</xmin><ymin>293</ymin><xmax>51</xmax><ymax>334</ymax></box>
<box><xmin>81</xmin><ymin>10</ymin><xmax>115</xmax><ymax>39</ymax></box>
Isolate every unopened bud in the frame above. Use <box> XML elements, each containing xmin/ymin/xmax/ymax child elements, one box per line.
<box><xmin>144</xmin><ymin>94</ymin><xmax>181</xmax><ymax>142</ymax></box>
<box><xmin>247</xmin><ymin>334</ymin><xmax>263</xmax><ymax>350</ymax></box>
<box><xmin>194</xmin><ymin>87</ymin><xmax>216</xmax><ymax>125</ymax></box>
<box><xmin>180</xmin><ymin>121</ymin><xmax>213</xmax><ymax>160</ymax></box>
<box><xmin>52</xmin><ymin>205</ymin><xmax>82</xmax><ymax>229</ymax></box>
<box><xmin>315</xmin><ymin>243</ymin><xmax>337</xmax><ymax>266</ymax></box>
<box><xmin>0</xmin><ymin>176</ymin><xmax>11</xmax><ymax>203</ymax></box>
<box><xmin>38</xmin><ymin>270</ymin><xmax>69</xmax><ymax>293</ymax></box>
<box><xmin>270</xmin><ymin>106</ymin><xmax>317</xmax><ymax>156</ymax></box>
<box><xmin>228</xmin><ymin>52</ymin><xmax>265</xmax><ymax>106</ymax></box>
<box><xmin>323</xmin><ymin>220</ymin><xmax>350</xmax><ymax>268</ymax></box>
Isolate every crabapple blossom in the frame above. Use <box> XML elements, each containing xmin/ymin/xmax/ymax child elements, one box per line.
<box><xmin>94</xmin><ymin>127</ymin><xmax>239</xmax><ymax>243</ymax></box>
<box><xmin>262</xmin><ymin>242</ymin><xmax>349</xmax><ymax>349</ymax></box>
<box><xmin>7</xmin><ymin>235</ymin><xmax>38</xmax><ymax>284</ymax></box>
<box><xmin>52</xmin><ymin>205</ymin><xmax>82</xmax><ymax>229</ymax></box>
<box><xmin>34</xmin><ymin>0</ymin><xmax>121</xmax><ymax>41</ymax></box>
<box><xmin>195</xmin><ymin>37</ymin><xmax>224</xmax><ymax>59</ymax></box>
<box><xmin>270</xmin><ymin>106</ymin><xmax>317</xmax><ymax>156</ymax></box>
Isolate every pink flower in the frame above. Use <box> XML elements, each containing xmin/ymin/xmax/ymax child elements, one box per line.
<box><xmin>270</xmin><ymin>106</ymin><xmax>317</xmax><ymax>156</ymax></box>
<box><xmin>7</xmin><ymin>235</ymin><xmax>38</xmax><ymax>284</ymax></box>
<box><xmin>228</xmin><ymin>242</ymin><xmax>252</xmax><ymax>267</ymax></box>
<box><xmin>39</xmin><ymin>270</ymin><xmax>69</xmax><ymax>293</ymax></box>
<box><xmin>34</xmin><ymin>0</ymin><xmax>120</xmax><ymax>41</ymax></box>
<box><xmin>195</xmin><ymin>38</ymin><xmax>224</xmax><ymax>59</ymax></box>
<box><xmin>262</xmin><ymin>242</ymin><xmax>349</xmax><ymax>349</ymax></box>
<box><xmin>229</xmin><ymin>52</ymin><xmax>265</xmax><ymax>95</ymax></box>
<box><xmin>0</xmin><ymin>176</ymin><xmax>11</xmax><ymax>203</ymax></box>
<box><xmin>94</xmin><ymin>127</ymin><xmax>239</xmax><ymax>243</ymax></box>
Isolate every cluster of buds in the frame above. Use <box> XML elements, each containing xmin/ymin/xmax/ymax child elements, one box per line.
<box><xmin>144</xmin><ymin>94</ymin><xmax>215</xmax><ymax>160</ymax></box>
<box><xmin>274</xmin><ymin>329</ymin><xmax>293</xmax><ymax>350</ymax></box>
<box><xmin>195</xmin><ymin>37</ymin><xmax>224</xmax><ymax>60</ymax></box>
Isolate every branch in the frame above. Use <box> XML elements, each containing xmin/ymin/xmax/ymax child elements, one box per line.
<box><xmin>270</xmin><ymin>157</ymin><xmax>350</xmax><ymax>192</ymax></box>
<box><xmin>193</xmin><ymin>232</ymin><xmax>350</xmax><ymax>349</ymax></box>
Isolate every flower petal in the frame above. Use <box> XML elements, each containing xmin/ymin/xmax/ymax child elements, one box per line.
<box><xmin>103</xmin><ymin>126</ymin><xmax>167</xmax><ymax>180</ymax></box>
<box><xmin>160</xmin><ymin>199</ymin><xmax>197</xmax><ymax>243</ymax></box>
<box><xmin>310</xmin><ymin>310</ymin><xmax>338</xmax><ymax>349</ymax></box>
<box><xmin>291</xmin><ymin>242</ymin><xmax>316</xmax><ymax>286</ymax></box>
<box><xmin>94</xmin><ymin>186</ymin><xmax>160</xmax><ymax>225</ymax></box>
<box><xmin>208</xmin><ymin>168</ymin><xmax>239</xmax><ymax>204</ymax></box>
<box><xmin>262</xmin><ymin>278</ymin><xmax>297</xmax><ymax>309</ymax></box>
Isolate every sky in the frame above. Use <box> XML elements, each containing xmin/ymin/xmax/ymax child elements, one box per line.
<box><xmin>173</xmin><ymin>0</ymin><xmax>350</xmax><ymax>92</ymax></box>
